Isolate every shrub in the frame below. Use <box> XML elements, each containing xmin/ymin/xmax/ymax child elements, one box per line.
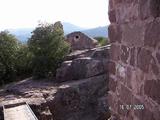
<box><xmin>28</xmin><ymin>21</ymin><xmax>70</xmax><ymax>79</ymax></box>
<box><xmin>15</xmin><ymin>43</ymin><xmax>33</xmax><ymax>77</ymax></box>
<box><xmin>94</xmin><ymin>37</ymin><xmax>109</xmax><ymax>46</ymax></box>
<box><xmin>0</xmin><ymin>31</ymin><xmax>19</xmax><ymax>85</ymax></box>
<box><xmin>0</xmin><ymin>31</ymin><xmax>34</xmax><ymax>86</ymax></box>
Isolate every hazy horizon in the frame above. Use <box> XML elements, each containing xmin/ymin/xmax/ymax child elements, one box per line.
<box><xmin>0</xmin><ymin>0</ymin><xmax>109</xmax><ymax>31</ymax></box>
<box><xmin>1</xmin><ymin>22</ymin><xmax>107</xmax><ymax>31</ymax></box>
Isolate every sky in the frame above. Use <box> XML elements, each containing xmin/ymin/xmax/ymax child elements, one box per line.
<box><xmin>0</xmin><ymin>0</ymin><xmax>109</xmax><ymax>30</ymax></box>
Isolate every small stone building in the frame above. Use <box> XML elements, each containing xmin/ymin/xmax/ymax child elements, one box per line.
<box><xmin>66</xmin><ymin>31</ymin><xmax>98</xmax><ymax>51</ymax></box>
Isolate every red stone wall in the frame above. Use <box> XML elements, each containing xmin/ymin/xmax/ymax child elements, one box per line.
<box><xmin>108</xmin><ymin>0</ymin><xmax>160</xmax><ymax>120</ymax></box>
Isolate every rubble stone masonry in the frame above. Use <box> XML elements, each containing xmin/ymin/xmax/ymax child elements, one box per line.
<box><xmin>108</xmin><ymin>0</ymin><xmax>160</xmax><ymax>120</ymax></box>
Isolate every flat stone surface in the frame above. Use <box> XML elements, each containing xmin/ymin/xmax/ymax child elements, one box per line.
<box><xmin>0</xmin><ymin>74</ymin><xmax>109</xmax><ymax>120</ymax></box>
<box><xmin>4</xmin><ymin>104</ymin><xmax>37</xmax><ymax>120</ymax></box>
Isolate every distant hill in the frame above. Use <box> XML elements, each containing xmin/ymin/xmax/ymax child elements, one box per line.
<box><xmin>6</xmin><ymin>23</ymin><xmax>108</xmax><ymax>43</ymax></box>
<box><xmin>82</xmin><ymin>26</ymin><xmax>108</xmax><ymax>38</ymax></box>
<box><xmin>9</xmin><ymin>28</ymin><xmax>33</xmax><ymax>43</ymax></box>
<box><xmin>63</xmin><ymin>22</ymin><xmax>86</xmax><ymax>34</ymax></box>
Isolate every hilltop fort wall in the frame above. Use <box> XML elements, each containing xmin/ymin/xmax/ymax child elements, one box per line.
<box><xmin>108</xmin><ymin>0</ymin><xmax>160</xmax><ymax>119</ymax></box>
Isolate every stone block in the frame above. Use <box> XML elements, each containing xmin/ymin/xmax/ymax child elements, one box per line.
<box><xmin>85</xmin><ymin>58</ymin><xmax>105</xmax><ymax>78</ymax></box>
<box><xmin>121</xmin><ymin>22</ymin><xmax>144</xmax><ymax>47</ymax></box>
<box><xmin>116</xmin><ymin>64</ymin><xmax>126</xmax><ymax>80</ymax></box>
<box><xmin>119</xmin><ymin>84</ymin><xmax>132</xmax><ymax>105</ymax></box>
<box><xmin>107</xmin><ymin>92</ymin><xmax>118</xmax><ymax>113</ymax></box>
<box><xmin>125</xmin><ymin>66</ymin><xmax>132</xmax><ymax>89</ymax></box>
<box><xmin>156</xmin><ymin>52</ymin><xmax>160</xmax><ymax>64</ymax></box>
<box><xmin>109</xmin><ymin>9</ymin><xmax>117</xmax><ymax>23</ymax></box>
<box><xmin>121</xmin><ymin>45</ymin><xmax>129</xmax><ymax>64</ymax></box>
<box><xmin>140</xmin><ymin>0</ymin><xmax>160</xmax><ymax>19</ymax></box>
<box><xmin>144</xmin><ymin>80</ymin><xmax>160</xmax><ymax>104</ymax></box>
<box><xmin>132</xmin><ymin>96</ymin><xmax>155</xmax><ymax>120</ymax></box>
<box><xmin>91</xmin><ymin>46</ymin><xmax>110</xmax><ymax>59</ymax></box>
<box><xmin>56</xmin><ymin>61</ymin><xmax>72</xmax><ymax>82</ymax></box>
<box><xmin>130</xmin><ymin>69</ymin><xmax>145</xmax><ymax>95</ymax></box>
<box><xmin>108</xmin><ymin>24</ymin><xmax>122</xmax><ymax>43</ymax></box>
<box><xmin>108</xmin><ymin>61</ymin><xmax>116</xmax><ymax>75</ymax></box>
<box><xmin>115</xmin><ymin>3</ymin><xmax>139</xmax><ymax>24</ymax></box>
<box><xmin>56</xmin><ymin>57</ymin><xmax>105</xmax><ymax>82</ymax></box>
<box><xmin>113</xmin><ymin>0</ymin><xmax>123</xmax><ymax>5</ymax></box>
<box><xmin>144</xmin><ymin>19</ymin><xmax>160</xmax><ymax>48</ymax></box>
<box><xmin>109</xmin><ymin>78</ymin><xmax>117</xmax><ymax>92</ymax></box>
<box><xmin>139</xmin><ymin>0</ymin><xmax>151</xmax><ymax>19</ymax></box>
<box><xmin>137</xmin><ymin>48</ymin><xmax>152</xmax><ymax>73</ymax></box>
<box><xmin>150</xmin><ymin>0</ymin><xmax>160</xmax><ymax>18</ymax></box>
<box><xmin>110</xmin><ymin>44</ymin><xmax>121</xmax><ymax>61</ymax></box>
<box><xmin>109</xmin><ymin>0</ymin><xmax>114</xmax><ymax>9</ymax></box>
<box><xmin>135</xmin><ymin>108</ymin><xmax>155</xmax><ymax>120</ymax></box>
<box><xmin>130</xmin><ymin>47</ymin><xmax>135</xmax><ymax>66</ymax></box>
<box><xmin>70</xmin><ymin>57</ymin><xmax>104</xmax><ymax>80</ymax></box>
<box><xmin>151</xmin><ymin>57</ymin><xmax>159</xmax><ymax>76</ymax></box>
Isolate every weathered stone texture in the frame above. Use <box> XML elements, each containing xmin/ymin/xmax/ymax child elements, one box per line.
<box><xmin>137</xmin><ymin>48</ymin><xmax>152</xmax><ymax>73</ymax></box>
<box><xmin>130</xmin><ymin>47</ymin><xmax>135</xmax><ymax>66</ymax></box>
<box><xmin>109</xmin><ymin>9</ymin><xmax>116</xmax><ymax>23</ymax></box>
<box><xmin>66</xmin><ymin>32</ymin><xmax>98</xmax><ymax>51</ymax></box>
<box><xmin>110</xmin><ymin>44</ymin><xmax>121</xmax><ymax>61</ymax></box>
<box><xmin>149</xmin><ymin>0</ymin><xmax>160</xmax><ymax>18</ymax></box>
<box><xmin>156</xmin><ymin>52</ymin><xmax>160</xmax><ymax>64</ymax></box>
<box><xmin>108</xmin><ymin>0</ymin><xmax>160</xmax><ymax>120</ymax></box>
<box><xmin>0</xmin><ymin>74</ymin><xmax>109</xmax><ymax>120</ymax></box>
<box><xmin>56</xmin><ymin>46</ymin><xmax>109</xmax><ymax>82</ymax></box>
<box><xmin>108</xmin><ymin>24</ymin><xmax>122</xmax><ymax>43</ymax></box>
<box><xmin>118</xmin><ymin>84</ymin><xmax>132</xmax><ymax>105</ymax></box>
<box><xmin>109</xmin><ymin>78</ymin><xmax>117</xmax><ymax>92</ymax></box>
<box><xmin>144</xmin><ymin>19</ymin><xmax>160</xmax><ymax>48</ymax></box>
<box><xmin>144</xmin><ymin>80</ymin><xmax>160</xmax><ymax>104</ymax></box>
<box><xmin>121</xmin><ymin>45</ymin><xmax>129</xmax><ymax>64</ymax></box>
<box><xmin>151</xmin><ymin>57</ymin><xmax>159</xmax><ymax>76</ymax></box>
<box><xmin>121</xmin><ymin>22</ymin><xmax>144</xmax><ymax>47</ymax></box>
<box><xmin>108</xmin><ymin>61</ymin><xmax>116</xmax><ymax>75</ymax></box>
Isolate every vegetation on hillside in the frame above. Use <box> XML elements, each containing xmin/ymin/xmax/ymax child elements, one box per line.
<box><xmin>15</xmin><ymin>44</ymin><xmax>33</xmax><ymax>78</ymax></box>
<box><xmin>28</xmin><ymin>21</ymin><xmax>70</xmax><ymax>79</ymax></box>
<box><xmin>0</xmin><ymin>21</ymin><xmax>70</xmax><ymax>86</ymax></box>
<box><xmin>0</xmin><ymin>31</ymin><xmax>32</xmax><ymax>85</ymax></box>
<box><xmin>94</xmin><ymin>36</ymin><xmax>109</xmax><ymax>46</ymax></box>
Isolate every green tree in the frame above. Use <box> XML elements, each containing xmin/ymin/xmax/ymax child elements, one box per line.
<box><xmin>15</xmin><ymin>43</ymin><xmax>33</xmax><ymax>78</ymax></box>
<box><xmin>0</xmin><ymin>31</ymin><xmax>19</xmax><ymax>85</ymax></box>
<box><xmin>28</xmin><ymin>21</ymin><xmax>70</xmax><ymax>79</ymax></box>
<box><xmin>94</xmin><ymin>37</ymin><xmax>109</xmax><ymax>46</ymax></box>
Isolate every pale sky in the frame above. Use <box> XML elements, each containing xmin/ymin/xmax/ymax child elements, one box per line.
<box><xmin>0</xmin><ymin>0</ymin><xmax>109</xmax><ymax>30</ymax></box>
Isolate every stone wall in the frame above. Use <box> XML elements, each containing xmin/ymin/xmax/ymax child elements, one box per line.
<box><xmin>108</xmin><ymin>0</ymin><xmax>160</xmax><ymax>120</ymax></box>
<box><xmin>66</xmin><ymin>32</ymin><xmax>98</xmax><ymax>51</ymax></box>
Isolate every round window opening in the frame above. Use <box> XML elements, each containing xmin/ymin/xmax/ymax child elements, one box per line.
<box><xmin>75</xmin><ymin>35</ymin><xmax>80</xmax><ymax>39</ymax></box>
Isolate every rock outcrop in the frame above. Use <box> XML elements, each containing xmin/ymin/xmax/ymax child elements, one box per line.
<box><xmin>0</xmin><ymin>45</ymin><xmax>110</xmax><ymax>120</ymax></box>
<box><xmin>56</xmin><ymin>46</ymin><xmax>110</xmax><ymax>82</ymax></box>
<box><xmin>49</xmin><ymin>75</ymin><xmax>109</xmax><ymax>120</ymax></box>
